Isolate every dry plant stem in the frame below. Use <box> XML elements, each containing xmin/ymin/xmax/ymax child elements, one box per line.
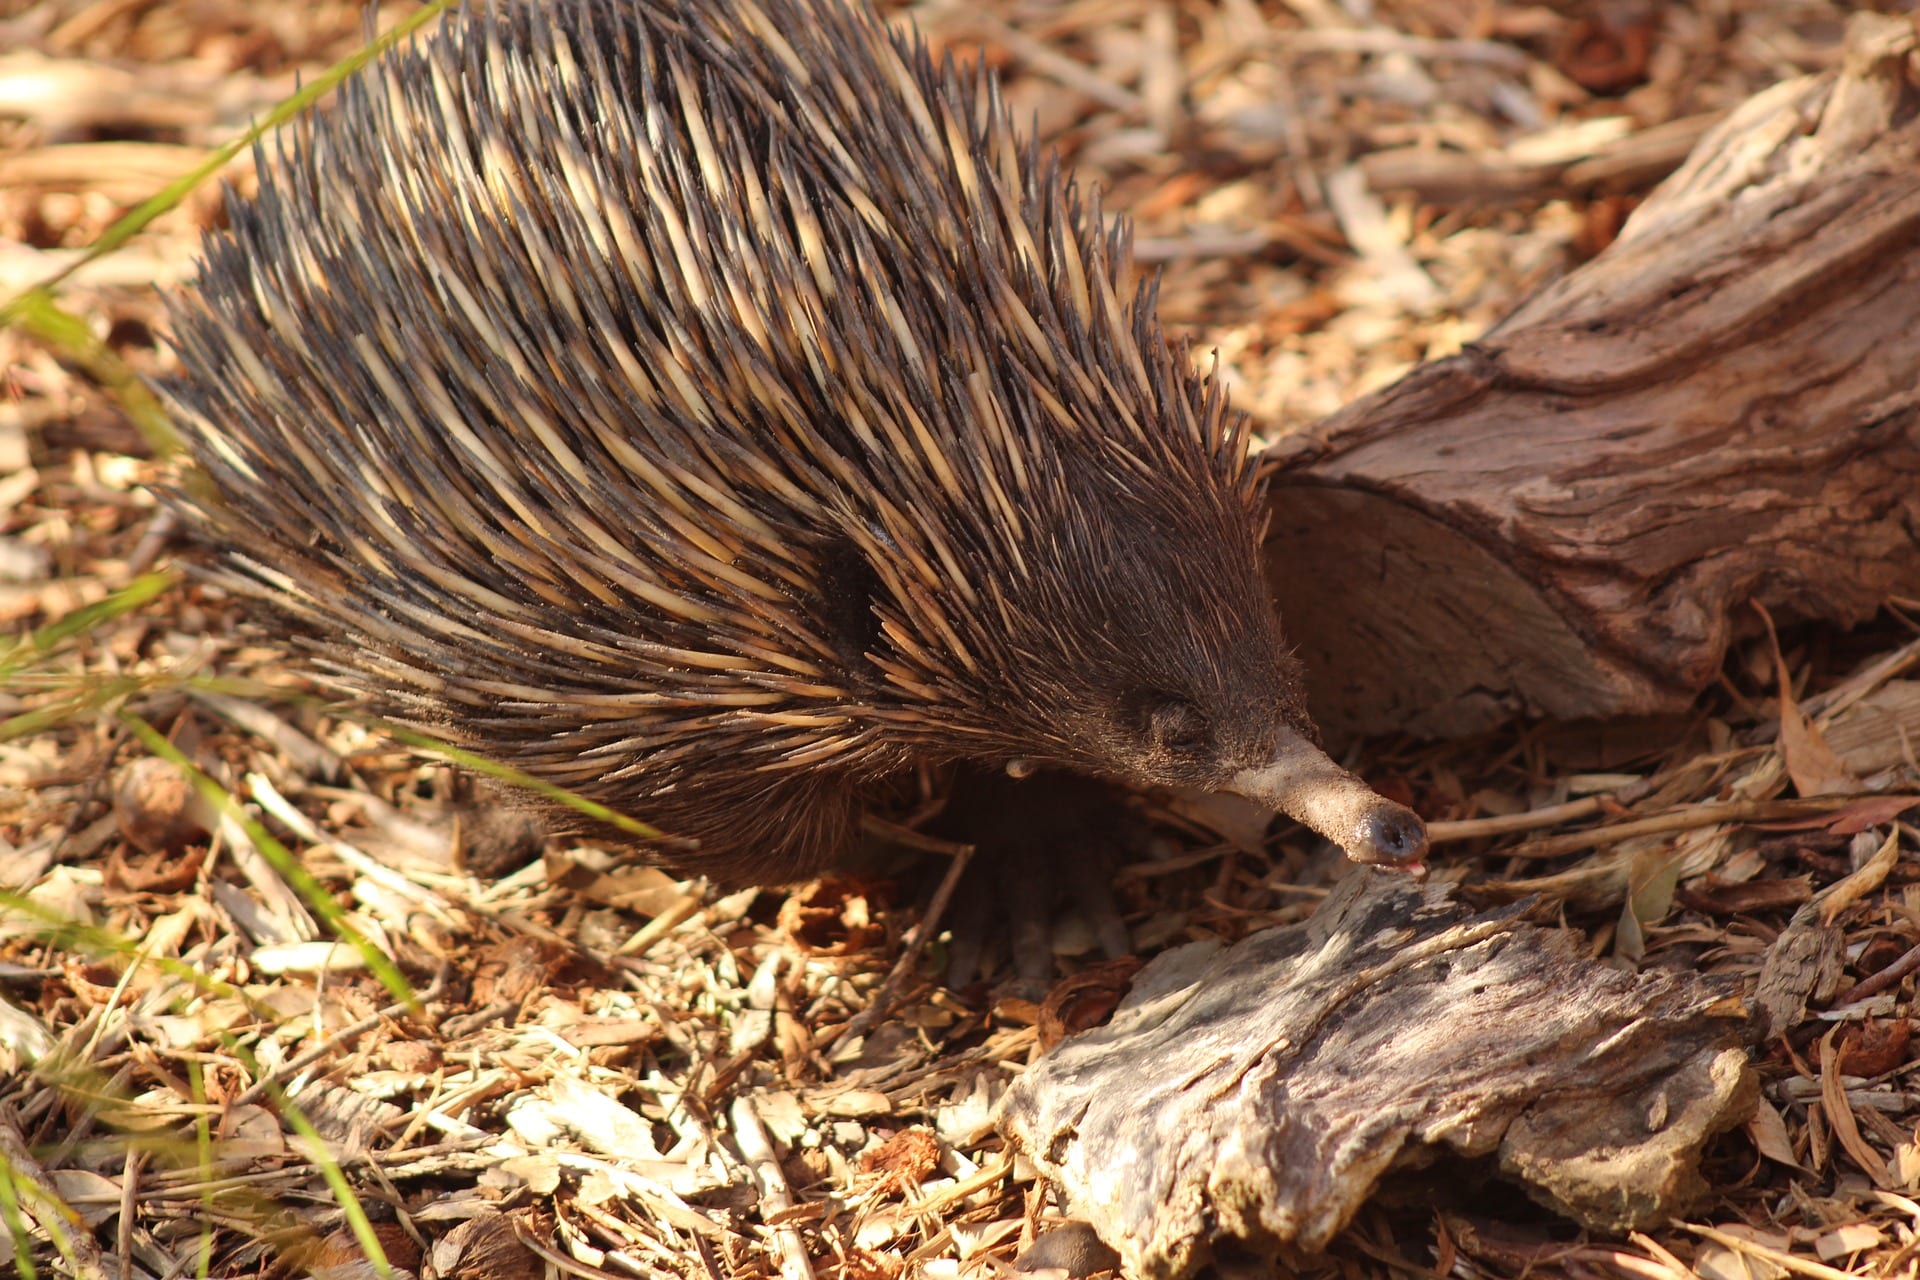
<box><xmin>858</xmin><ymin>813</ymin><xmax>975</xmax><ymax>858</ymax></box>
<box><xmin>515</xmin><ymin>1226</ymin><xmax>630</xmax><ymax>1278</ymax></box>
<box><xmin>1804</xmin><ymin>634</ymin><xmax>1920</xmax><ymax>722</ymax></box>
<box><xmin>1505</xmin><ymin>796</ymin><xmax>1914</xmax><ymax>860</ymax></box>
<box><xmin>617</xmin><ymin>893</ymin><xmax>705</xmax><ymax>956</ymax></box>
<box><xmin>1597</xmin><ymin>1249</ymin><xmax>1692</xmax><ymax>1280</ymax></box>
<box><xmin>1361</xmin><ymin>111</ymin><xmax>1721</xmax><ymax>206</ymax></box>
<box><xmin>124</xmin><ymin>505</ymin><xmax>181</xmax><ymax>576</ymax></box>
<box><xmin>730</xmin><ymin>1095</ymin><xmax>816</xmax><ymax>1280</ymax></box>
<box><xmin>1683</xmin><ymin>1224</ymin><xmax>1858</xmax><ymax>1280</ymax></box>
<box><xmin>690</xmin><ymin>1233</ymin><xmax>724</xmax><ymax>1280</ymax></box>
<box><xmin>0</xmin><ymin>1110</ymin><xmax>113</xmax><ymax>1280</ymax></box>
<box><xmin>1839</xmin><ymin>941</ymin><xmax>1920</xmax><ymax>1005</ymax></box>
<box><xmin>116</xmin><ymin>1146</ymin><xmax>137</xmax><ymax>1280</ymax></box>
<box><xmin>1114</xmin><ymin>842</ymin><xmax>1233</xmax><ymax>882</ymax></box>
<box><xmin>829</xmin><ymin>843</ymin><xmax>974</xmax><ymax>1049</ymax></box>
<box><xmin>903</xmin><ymin>1156</ymin><xmax>1012</xmax><ymax>1217</ymax></box>
<box><xmin>52</xmin><ymin>727</ymin><xmax>129</xmax><ymax>854</ymax></box>
<box><xmin>232</xmin><ymin>969</ymin><xmax>446</xmax><ymax>1108</ymax></box>
<box><xmin>1628</xmin><ymin>1231</ymin><xmax>1703</xmax><ymax>1280</ymax></box>
<box><xmin>1426</xmin><ymin>779</ymin><xmax>1654</xmax><ymax>842</ymax></box>
<box><xmin>492</xmin><ymin>908</ymin><xmax>587</xmax><ymax>953</ymax></box>
<box><xmin>1278</xmin><ymin>29</ymin><xmax>1529</xmax><ymax>68</ymax></box>
<box><xmin>196</xmin><ymin>693</ymin><xmax>343</xmax><ymax>780</ymax></box>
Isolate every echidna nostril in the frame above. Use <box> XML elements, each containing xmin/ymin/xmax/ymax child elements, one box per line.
<box><xmin>1359</xmin><ymin>805</ymin><xmax>1428</xmax><ymax>867</ymax></box>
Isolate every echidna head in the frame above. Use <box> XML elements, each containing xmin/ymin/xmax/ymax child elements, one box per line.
<box><xmin>936</xmin><ymin>462</ymin><xmax>1428</xmax><ymax>870</ymax></box>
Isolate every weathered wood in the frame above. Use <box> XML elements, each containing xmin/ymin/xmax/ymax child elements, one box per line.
<box><xmin>1263</xmin><ymin>15</ymin><xmax>1920</xmax><ymax>739</ymax></box>
<box><xmin>997</xmin><ymin>872</ymin><xmax>1755</xmax><ymax>1280</ymax></box>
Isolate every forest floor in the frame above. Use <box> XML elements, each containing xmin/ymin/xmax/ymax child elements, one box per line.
<box><xmin>5</xmin><ymin>0</ymin><xmax>1917</xmax><ymax>1277</ymax></box>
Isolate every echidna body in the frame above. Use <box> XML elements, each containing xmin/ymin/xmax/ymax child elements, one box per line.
<box><xmin>165</xmin><ymin>0</ymin><xmax>1426</xmax><ymax>882</ymax></box>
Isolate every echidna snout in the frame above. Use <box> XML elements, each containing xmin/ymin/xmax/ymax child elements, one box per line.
<box><xmin>1231</xmin><ymin>730</ymin><xmax>1429</xmax><ymax>869</ymax></box>
<box><xmin>1047</xmin><ymin>640</ymin><xmax>1428</xmax><ymax>870</ymax></box>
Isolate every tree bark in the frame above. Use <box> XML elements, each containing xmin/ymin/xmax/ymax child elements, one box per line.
<box><xmin>1263</xmin><ymin>15</ymin><xmax>1920</xmax><ymax>740</ymax></box>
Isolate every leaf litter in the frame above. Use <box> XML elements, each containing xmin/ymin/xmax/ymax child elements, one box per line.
<box><xmin>2</xmin><ymin>0</ymin><xmax>1915</xmax><ymax>1277</ymax></box>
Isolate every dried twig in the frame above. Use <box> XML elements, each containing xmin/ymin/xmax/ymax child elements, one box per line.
<box><xmin>731</xmin><ymin>1096</ymin><xmax>816</xmax><ymax>1280</ymax></box>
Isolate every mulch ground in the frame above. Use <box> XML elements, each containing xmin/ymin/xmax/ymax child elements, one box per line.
<box><xmin>5</xmin><ymin>0</ymin><xmax>1916</xmax><ymax>1277</ymax></box>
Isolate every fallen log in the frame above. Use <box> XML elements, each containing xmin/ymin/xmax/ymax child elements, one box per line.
<box><xmin>1262</xmin><ymin>15</ymin><xmax>1920</xmax><ymax>740</ymax></box>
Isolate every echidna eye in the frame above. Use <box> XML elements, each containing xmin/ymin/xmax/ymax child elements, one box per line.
<box><xmin>1151</xmin><ymin>699</ymin><xmax>1209</xmax><ymax>754</ymax></box>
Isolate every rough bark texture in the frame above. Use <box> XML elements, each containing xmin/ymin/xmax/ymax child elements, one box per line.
<box><xmin>1263</xmin><ymin>15</ymin><xmax>1920</xmax><ymax>740</ymax></box>
<box><xmin>997</xmin><ymin>872</ymin><xmax>1756</xmax><ymax>1280</ymax></box>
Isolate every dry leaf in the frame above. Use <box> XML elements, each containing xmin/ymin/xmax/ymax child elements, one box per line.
<box><xmin>430</xmin><ymin>1210</ymin><xmax>545</xmax><ymax>1280</ymax></box>
<box><xmin>1744</xmin><ymin>1096</ymin><xmax>1801</xmax><ymax>1170</ymax></box>
<box><xmin>1812</xmin><ymin>1222</ymin><xmax>1883</xmax><ymax>1262</ymax></box>
<box><xmin>1820</xmin><ymin>1028</ymin><xmax>1893</xmax><ymax>1190</ymax></box>
<box><xmin>861</xmin><ymin>1126</ymin><xmax>942</xmax><ymax>1186</ymax></box>
<box><xmin>1759</xmin><ymin>604</ymin><xmax>1858</xmax><ymax>797</ymax></box>
<box><xmin>1695</xmin><ymin>1243</ymin><xmax>1788</xmax><ymax>1280</ymax></box>
<box><xmin>1817</xmin><ymin>828</ymin><xmax>1900</xmax><ymax>926</ymax></box>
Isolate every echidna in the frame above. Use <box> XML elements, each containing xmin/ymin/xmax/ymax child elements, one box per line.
<box><xmin>163</xmin><ymin>0</ymin><xmax>1427</xmax><ymax>884</ymax></box>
